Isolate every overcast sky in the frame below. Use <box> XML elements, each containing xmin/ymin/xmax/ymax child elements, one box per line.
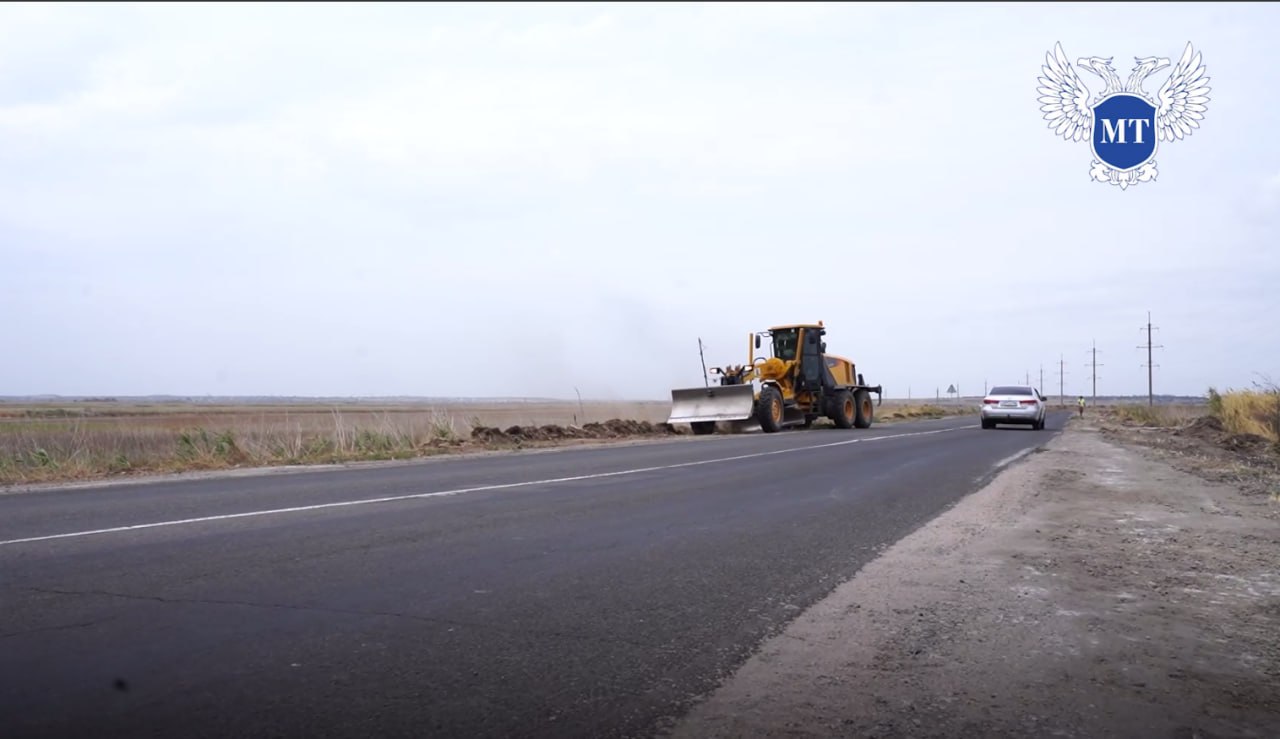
<box><xmin>2</xmin><ymin>2</ymin><xmax>1277</xmax><ymax>400</ymax></box>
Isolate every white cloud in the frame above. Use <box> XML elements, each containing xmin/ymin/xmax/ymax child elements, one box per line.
<box><xmin>1260</xmin><ymin>172</ymin><xmax>1280</xmax><ymax>208</ymax></box>
<box><xmin>1</xmin><ymin>2</ymin><xmax>1278</xmax><ymax>398</ymax></box>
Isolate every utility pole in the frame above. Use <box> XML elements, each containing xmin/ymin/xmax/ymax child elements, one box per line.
<box><xmin>1039</xmin><ymin>364</ymin><xmax>1044</xmax><ymax>394</ymax></box>
<box><xmin>698</xmin><ymin>338</ymin><xmax>709</xmax><ymax>388</ymax></box>
<box><xmin>1085</xmin><ymin>340</ymin><xmax>1103</xmax><ymax>402</ymax></box>
<box><xmin>1138</xmin><ymin>311</ymin><xmax>1163</xmax><ymax>407</ymax></box>
<box><xmin>1056</xmin><ymin>354</ymin><xmax>1068</xmax><ymax>406</ymax></box>
<box><xmin>1025</xmin><ymin>370</ymin><xmax>1030</xmax><ymax>385</ymax></box>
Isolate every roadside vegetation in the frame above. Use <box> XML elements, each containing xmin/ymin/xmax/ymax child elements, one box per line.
<box><xmin>1097</xmin><ymin>384</ymin><xmax>1280</xmax><ymax>503</ymax></box>
<box><xmin>878</xmin><ymin>403</ymin><xmax>968</xmax><ymax>421</ymax></box>
<box><xmin>0</xmin><ymin>399</ymin><xmax>973</xmax><ymax>486</ymax></box>
<box><xmin>1208</xmin><ymin>384</ymin><xmax>1280</xmax><ymax>444</ymax></box>
<box><xmin>0</xmin><ymin>408</ymin><xmax>471</xmax><ymax>485</ymax></box>
<box><xmin>1107</xmin><ymin>404</ymin><xmax>1196</xmax><ymax>428</ymax></box>
<box><xmin>1104</xmin><ymin>386</ymin><xmax>1279</xmax><ymax>444</ymax></box>
<box><xmin>803</xmin><ymin>402</ymin><xmax>969</xmax><ymax>429</ymax></box>
<box><xmin>0</xmin><ymin>401</ymin><xmax>676</xmax><ymax>486</ymax></box>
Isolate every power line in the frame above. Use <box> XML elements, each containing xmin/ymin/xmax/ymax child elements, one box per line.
<box><xmin>1137</xmin><ymin>311</ymin><xmax>1163</xmax><ymax>407</ymax></box>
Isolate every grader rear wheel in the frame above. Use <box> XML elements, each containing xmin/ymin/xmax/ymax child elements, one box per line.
<box><xmin>854</xmin><ymin>389</ymin><xmax>874</xmax><ymax>428</ymax></box>
<box><xmin>831</xmin><ymin>390</ymin><xmax>855</xmax><ymax>429</ymax></box>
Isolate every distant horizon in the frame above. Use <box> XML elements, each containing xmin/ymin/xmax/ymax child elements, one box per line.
<box><xmin>0</xmin><ymin>392</ymin><xmax>1214</xmax><ymax>404</ymax></box>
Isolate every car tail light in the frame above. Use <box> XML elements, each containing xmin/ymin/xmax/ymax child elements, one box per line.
<box><xmin>983</xmin><ymin>399</ymin><xmax>999</xmax><ymax>405</ymax></box>
<box><xmin>1019</xmin><ymin>399</ymin><xmax>1038</xmax><ymax>405</ymax></box>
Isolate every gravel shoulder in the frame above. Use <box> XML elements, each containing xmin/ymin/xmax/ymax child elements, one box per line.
<box><xmin>665</xmin><ymin>415</ymin><xmax>1280</xmax><ymax>738</ymax></box>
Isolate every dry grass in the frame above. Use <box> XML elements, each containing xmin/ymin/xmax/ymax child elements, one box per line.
<box><xmin>0</xmin><ymin>397</ymin><xmax>975</xmax><ymax>486</ymax></box>
<box><xmin>0</xmin><ymin>401</ymin><xmax>671</xmax><ymax>486</ymax></box>
<box><xmin>1096</xmin><ymin>390</ymin><xmax>1279</xmax><ymax>439</ymax></box>
<box><xmin>801</xmin><ymin>402</ymin><xmax>971</xmax><ymax>429</ymax></box>
<box><xmin>10</xmin><ymin>391</ymin><xmax>1224</xmax><ymax>488</ymax></box>
<box><xmin>1103</xmin><ymin>403</ymin><xmax>1205</xmax><ymax>428</ymax></box>
<box><xmin>875</xmin><ymin>402</ymin><xmax>973</xmax><ymax>422</ymax></box>
<box><xmin>1096</xmin><ymin>390</ymin><xmax>1280</xmax><ymax>503</ymax></box>
<box><xmin>1213</xmin><ymin>389</ymin><xmax>1280</xmax><ymax>443</ymax></box>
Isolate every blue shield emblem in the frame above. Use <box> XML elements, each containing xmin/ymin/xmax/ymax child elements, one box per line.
<box><xmin>1090</xmin><ymin>94</ymin><xmax>1158</xmax><ymax>172</ymax></box>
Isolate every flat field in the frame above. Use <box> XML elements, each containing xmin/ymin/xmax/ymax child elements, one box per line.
<box><xmin>0</xmin><ymin>398</ymin><xmax>971</xmax><ymax>486</ymax></box>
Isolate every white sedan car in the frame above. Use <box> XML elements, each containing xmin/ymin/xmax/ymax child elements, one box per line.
<box><xmin>981</xmin><ymin>385</ymin><xmax>1047</xmax><ymax>430</ymax></box>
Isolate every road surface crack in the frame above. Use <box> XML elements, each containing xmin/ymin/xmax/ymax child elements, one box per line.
<box><xmin>20</xmin><ymin>586</ymin><xmax>663</xmax><ymax>651</ymax></box>
<box><xmin>0</xmin><ymin>617</ymin><xmax>115</xmax><ymax>641</ymax></box>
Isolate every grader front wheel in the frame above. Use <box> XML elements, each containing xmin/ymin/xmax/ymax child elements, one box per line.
<box><xmin>756</xmin><ymin>386</ymin><xmax>784</xmax><ymax>433</ymax></box>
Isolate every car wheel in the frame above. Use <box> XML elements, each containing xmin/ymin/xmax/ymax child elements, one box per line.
<box><xmin>981</xmin><ymin>419</ymin><xmax>994</xmax><ymax>429</ymax></box>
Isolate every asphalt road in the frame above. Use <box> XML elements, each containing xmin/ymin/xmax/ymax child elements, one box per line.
<box><xmin>1</xmin><ymin>412</ymin><xmax>1068</xmax><ymax>739</ymax></box>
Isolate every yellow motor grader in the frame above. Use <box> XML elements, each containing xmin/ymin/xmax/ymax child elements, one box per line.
<box><xmin>667</xmin><ymin>321</ymin><xmax>883</xmax><ymax>434</ymax></box>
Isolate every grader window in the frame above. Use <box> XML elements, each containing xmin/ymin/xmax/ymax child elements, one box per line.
<box><xmin>772</xmin><ymin>329</ymin><xmax>799</xmax><ymax>361</ymax></box>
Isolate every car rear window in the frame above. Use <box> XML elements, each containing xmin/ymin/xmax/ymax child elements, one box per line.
<box><xmin>990</xmin><ymin>386</ymin><xmax>1033</xmax><ymax>396</ymax></box>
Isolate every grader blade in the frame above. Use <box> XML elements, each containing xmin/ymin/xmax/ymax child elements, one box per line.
<box><xmin>730</xmin><ymin>405</ymin><xmax>804</xmax><ymax>433</ymax></box>
<box><xmin>667</xmin><ymin>385</ymin><xmax>756</xmax><ymax>425</ymax></box>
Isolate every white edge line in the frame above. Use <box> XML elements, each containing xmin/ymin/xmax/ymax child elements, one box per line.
<box><xmin>1</xmin><ymin>425</ymin><xmax>973</xmax><ymax>547</ymax></box>
<box><xmin>993</xmin><ymin>447</ymin><xmax>1035</xmax><ymax>471</ymax></box>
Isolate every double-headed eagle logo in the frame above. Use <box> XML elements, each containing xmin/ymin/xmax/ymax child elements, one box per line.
<box><xmin>1038</xmin><ymin>42</ymin><xmax>1210</xmax><ymax>189</ymax></box>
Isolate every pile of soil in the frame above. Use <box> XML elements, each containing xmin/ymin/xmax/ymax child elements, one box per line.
<box><xmin>880</xmin><ymin>406</ymin><xmax>950</xmax><ymax>421</ymax></box>
<box><xmin>1222</xmin><ymin>433</ymin><xmax>1272</xmax><ymax>453</ymax></box>
<box><xmin>1171</xmin><ymin>416</ymin><xmax>1277</xmax><ymax>462</ymax></box>
<box><xmin>1174</xmin><ymin>414</ymin><xmax>1225</xmax><ymax>440</ymax></box>
<box><xmin>1101</xmin><ymin>413</ymin><xmax>1280</xmax><ymax>498</ymax></box>
<box><xmin>470</xmin><ymin>419</ymin><xmax>682</xmax><ymax>443</ymax></box>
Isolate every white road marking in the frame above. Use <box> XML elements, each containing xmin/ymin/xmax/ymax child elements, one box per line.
<box><xmin>0</xmin><ymin>425</ymin><xmax>974</xmax><ymax>548</ymax></box>
<box><xmin>993</xmin><ymin>447</ymin><xmax>1035</xmax><ymax>471</ymax></box>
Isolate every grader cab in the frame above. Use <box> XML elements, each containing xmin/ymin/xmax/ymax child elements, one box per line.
<box><xmin>667</xmin><ymin>322</ymin><xmax>883</xmax><ymax>434</ymax></box>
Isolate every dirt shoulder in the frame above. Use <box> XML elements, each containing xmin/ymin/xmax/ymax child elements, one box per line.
<box><xmin>665</xmin><ymin>415</ymin><xmax>1280</xmax><ymax>738</ymax></box>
